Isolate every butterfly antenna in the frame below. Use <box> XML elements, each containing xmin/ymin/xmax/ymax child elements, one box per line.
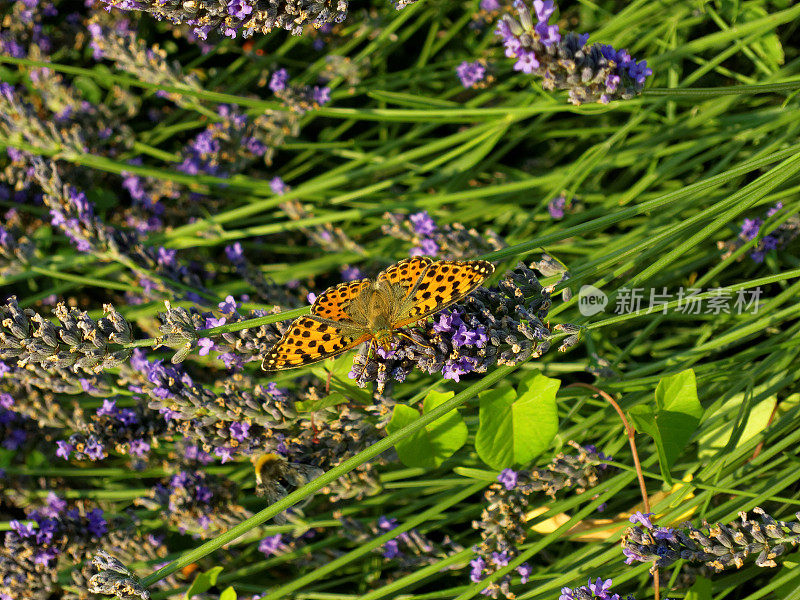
<box><xmin>396</xmin><ymin>330</ymin><xmax>432</xmax><ymax>351</ymax></box>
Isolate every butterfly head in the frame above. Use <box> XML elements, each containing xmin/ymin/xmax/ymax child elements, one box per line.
<box><xmin>372</xmin><ymin>328</ymin><xmax>394</xmax><ymax>352</ymax></box>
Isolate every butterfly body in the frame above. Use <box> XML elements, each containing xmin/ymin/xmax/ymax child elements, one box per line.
<box><xmin>262</xmin><ymin>257</ymin><xmax>494</xmax><ymax>371</ymax></box>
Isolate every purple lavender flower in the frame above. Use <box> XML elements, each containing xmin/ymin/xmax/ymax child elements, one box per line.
<box><xmin>269</xmin><ymin>69</ymin><xmax>289</xmax><ymax>93</ymax></box>
<box><xmin>408</xmin><ymin>211</ymin><xmax>437</xmax><ymax>235</ymax></box>
<box><xmin>514</xmin><ymin>51</ymin><xmax>540</xmax><ymax>74</ymax></box>
<box><xmin>10</xmin><ymin>520</ymin><xmax>36</xmax><ymax>538</ymax></box>
<box><xmin>548</xmin><ymin>195</ymin><xmax>567</xmax><ymax>219</ymax></box>
<box><xmin>516</xmin><ymin>563</ymin><xmax>532</xmax><ymax>584</ymax></box>
<box><xmin>740</xmin><ymin>218</ymin><xmax>762</xmax><ymax>240</ymax></box>
<box><xmin>270</xmin><ymin>176</ymin><xmax>288</xmax><ymax>195</ymax></box>
<box><xmin>311</xmin><ymin>86</ymin><xmax>331</xmax><ymax>105</ymax></box>
<box><xmin>491</xmin><ymin>550</ymin><xmax>509</xmax><ymax>567</ymax></box>
<box><xmin>129</xmin><ymin>439</ymin><xmax>151</xmax><ymax>457</ymax></box>
<box><xmin>85</xmin><ymin>440</ymin><xmax>105</xmax><ymax>461</ymax></box>
<box><xmin>382</xmin><ymin>539</ymin><xmax>401</xmax><ymax>559</ymax></box>
<box><xmin>442</xmin><ymin>356</ymin><xmax>476</xmax><ymax>382</ymax></box>
<box><xmin>97</xmin><ymin>400</ymin><xmax>117</xmax><ymax>417</ymax></box>
<box><xmin>341</xmin><ymin>266</ymin><xmax>363</xmax><ymax>281</ymax></box>
<box><xmin>452</xmin><ymin>323</ymin><xmax>487</xmax><ymax>348</ymax></box>
<box><xmin>227</xmin><ymin>0</ymin><xmax>252</xmax><ymax>19</ymax></box>
<box><xmin>497</xmin><ymin>468</ymin><xmax>518</xmax><ymax>490</ymax></box>
<box><xmin>225</xmin><ymin>242</ymin><xmax>245</xmax><ymax>263</ymax></box>
<box><xmin>198</xmin><ymin>338</ymin><xmax>215</xmax><ymax>356</ymax></box>
<box><xmin>410</xmin><ymin>238</ymin><xmax>439</xmax><ymax>257</ymax></box>
<box><xmin>56</xmin><ymin>440</ymin><xmax>73</xmax><ymax>459</ymax></box>
<box><xmin>214</xmin><ymin>446</ymin><xmax>235</xmax><ymax>463</ymax></box>
<box><xmin>629</xmin><ymin>511</ymin><xmax>654</xmax><ymax>529</ymax></box>
<box><xmin>230</xmin><ymin>421</ymin><xmax>250</xmax><ymax>442</ymax></box>
<box><xmin>587</xmin><ymin>577</ymin><xmax>612</xmax><ymax>598</ymax></box>
<box><xmin>206</xmin><ymin>316</ymin><xmax>226</xmax><ymax>328</ymax></box>
<box><xmin>456</xmin><ymin>61</ymin><xmax>487</xmax><ymax>88</ymax></box>
<box><xmin>470</xmin><ymin>556</ymin><xmax>486</xmax><ymax>582</ymax></box>
<box><xmin>559</xmin><ymin>588</ymin><xmax>575</xmax><ymax>600</ymax></box>
<box><xmin>767</xmin><ymin>202</ymin><xmax>784</xmax><ymax>217</ymax></box>
<box><xmin>218</xmin><ymin>295</ymin><xmax>238</xmax><ymax>314</ymax></box>
<box><xmin>259</xmin><ymin>534</ymin><xmax>283</xmax><ymax>556</ymax></box>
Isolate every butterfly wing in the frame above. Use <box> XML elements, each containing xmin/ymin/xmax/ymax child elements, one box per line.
<box><xmin>377</xmin><ymin>257</ymin><xmax>433</xmax><ymax>300</ymax></box>
<box><xmin>392</xmin><ymin>260</ymin><xmax>494</xmax><ymax>328</ymax></box>
<box><xmin>311</xmin><ymin>279</ymin><xmax>371</xmax><ymax>321</ymax></box>
<box><xmin>262</xmin><ymin>316</ymin><xmax>370</xmax><ymax>371</ymax></box>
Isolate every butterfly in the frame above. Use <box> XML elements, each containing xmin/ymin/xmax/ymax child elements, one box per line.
<box><xmin>262</xmin><ymin>257</ymin><xmax>494</xmax><ymax>371</ymax></box>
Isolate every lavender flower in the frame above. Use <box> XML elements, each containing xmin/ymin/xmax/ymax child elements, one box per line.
<box><xmin>136</xmin><ymin>470</ymin><xmax>250</xmax><ymax>537</ymax></box>
<box><xmin>0</xmin><ymin>296</ymin><xmax>132</xmax><ymax>373</ymax></box>
<box><xmin>471</xmin><ymin>444</ymin><xmax>613</xmax><ymax>599</ymax></box>
<box><xmin>548</xmin><ymin>194</ymin><xmax>568</xmax><ymax>219</ymax></box>
<box><xmin>98</xmin><ymin>0</ymin><xmax>349</xmax><ymax>38</ymax></box>
<box><xmin>338</xmin><ymin>515</ymin><xmax>464</xmax><ymax>573</ymax></box>
<box><xmin>495</xmin><ymin>1</ymin><xmax>652</xmax><ymax>104</ymax></box>
<box><xmin>622</xmin><ymin>506</ymin><xmax>800</xmax><ymax>573</ymax></box>
<box><xmin>718</xmin><ymin>203</ymin><xmax>799</xmax><ymax>264</ymax></box>
<box><xmin>558</xmin><ymin>578</ymin><xmax>623</xmax><ymax>600</ymax></box>
<box><xmin>383</xmin><ymin>212</ymin><xmax>504</xmax><ymax>261</ymax></box>
<box><xmin>497</xmin><ymin>468</ymin><xmax>518</xmax><ymax>490</ymax></box>
<box><xmin>457</xmin><ymin>60</ymin><xmax>488</xmax><ymax>88</ymax></box>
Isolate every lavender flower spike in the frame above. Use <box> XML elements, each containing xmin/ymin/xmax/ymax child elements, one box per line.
<box><xmin>496</xmin><ymin>1</ymin><xmax>652</xmax><ymax>104</ymax></box>
<box><xmin>622</xmin><ymin>506</ymin><xmax>800</xmax><ymax>573</ymax></box>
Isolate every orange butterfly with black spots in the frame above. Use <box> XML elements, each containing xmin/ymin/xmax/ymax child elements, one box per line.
<box><xmin>261</xmin><ymin>257</ymin><xmax>494</xmax><ymax>371</ymax></box>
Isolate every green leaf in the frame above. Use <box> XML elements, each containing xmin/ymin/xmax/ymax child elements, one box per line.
<box><xmin>184</xmin><ymin>566</ymin><xmax>224</xmax><ymax>599</ymax></box>
<box><xmin>295</xmin><ymin>391</ymin><xmax>348</xmax><ymax>413</ymax></box>
<box><xmin>630</xmin><ymin>369</ymin><xmax>703</xmax><ymax>485</ymax></box>
<box><xmin>219</xmin><ymin>586</ymin><xmax>237</xmax><ymax>600</ymax></box>
<box><xmin>74</xmin><ymin>76</ymin><xmax>103</xmax><ymax>105</ymax></box>
<box><xmin>697</xmin><ymin>391</ymin><xmax>776</xmax><ymax>460</ymax></box>
<box><xmin>310</xmin><ymin>354</ymin><xmax>372</xmax><ymax>404</ymax></box>
<box><xmin>385</xmin><ymin>390</ymin><xmax>467</xmax><ymax>469</ymax></box>
<box><xmin>475</xmin><ymin>372</ymin><xmax>560</xmax><ymax>469</ymax></box>
<box><xmin>685</xmin><ymin>576</ymin><xmax>712</xmax><ymax>600</ymax></box>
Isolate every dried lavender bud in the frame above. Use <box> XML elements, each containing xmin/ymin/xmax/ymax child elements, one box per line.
<box><xmin>0</xmin><ymin>297</ymin><xmax>133</xmax><ymax>374</ymax></box>
<box><xmin>337</xmin><ymin>514</ymin><xmax>464</xmax><ymax>572</ymax></box>
<box><xmin>88</xmin><ymin>14</ymin><xmax>203</xmax><ymax>109</ymax></box>
<box><xmin>98</xmin><ymin>0</ymin><xmax>349</xmax><ymax>39</ymax></box>
<box><xmin>87</xmin><ymin>551</ymin><xmax>150</xmax><ymax>600</ymax></box>
<box><xmin>0</xmin><ymin>223</ymin><xmax>35</xmax><ymax>276</ymax></box>
<box><xmin>621</xmin><ymin>507</ymin><xmax>800</xmax><ymax>573</ymax></box>
<box><xmin>0</xmin><ymin>81</ymin><xmax>132</xmax><ymax>161</ymax></box>
<box><xmin>0</xmin><ymin>495</ymin><xmax>109</xmax><ymax>600</ymax></box>
<box><xmin>496</xmin><ymin>1</ymin><xmax>652</xmax><ymax>105</ymax></box>
<box><xmin>225</xmin><ymin>242</ymin><xmax>306</xmax><ymax>307</ymax></box>
<box><xmin>135</xmin><ymin>470</ymin><xmax>250</xmax><ymax>537</ymax></box>
<box><xmin>124</xmin><ymin>349</ymin><xmax>299</xmax><ymax>458</ymax></box>
<box><xmin>282</xmin><ymin>199</ymin><xmax>365</xmax><ymax>254</ymax></box>
<box><xmin>382</xmin><ymin>211</ymin><xmax>505</xmax><ymax>260</ymax></box>
<box><xmin>31</xmin><ymin>160</ymin><xmax>211</xmax><ymax>302</ymax></box>
<box><xmin>0</xmin><ymin>360</ymin><xmax>111</xmax><ymax>398</ymax></box>
<box><xmin>472</xmin><ymin>443</ymin><xmax>613</xmax><ymax>599</ymax></box>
